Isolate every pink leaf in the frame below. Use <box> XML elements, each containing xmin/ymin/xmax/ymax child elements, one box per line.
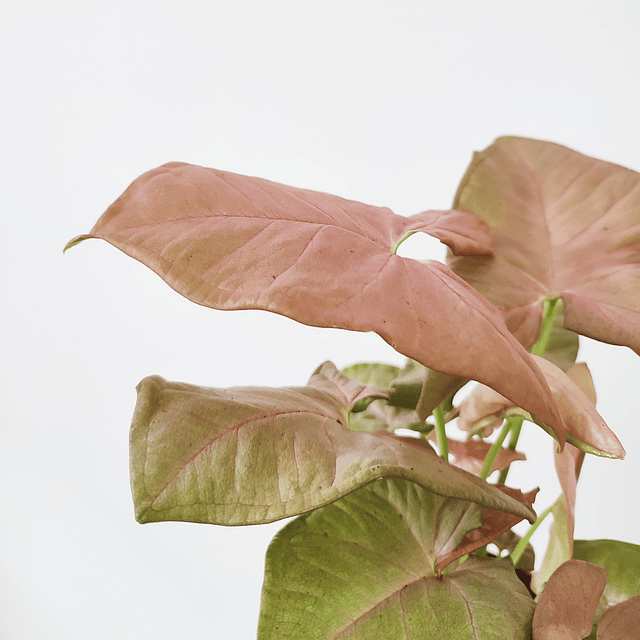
<box><xmin>67</xmin><ymin>162</ymin><xmax>564</xmax><ymax>437</ymax></box>
<box><xmin>458</xmin><ymin>357</ymin><xmax>624</xmax><ymax>457</ymax></box>
<box><xmin>532</xmin><ymin>560</ymin><xmax>606</xmax><ymax>640</ymax></box>
<box><xmin>450</xmin><ymin>136</ymin><xmax>640</xmax><ymax>354</ymax></box>
<box><xmin>434</xmin><ymin>486</ymin><xmax>538</xmax><ymax>576</ymax></box>
<box><xmin>597</xmin><ymin>594</ymin><xmax>640</xmax><ymax>640</ymax></box>
<box><xmin>443</xmin><ymin>437</ymin><xmax>526</xmax><ymax>476</ymax></box>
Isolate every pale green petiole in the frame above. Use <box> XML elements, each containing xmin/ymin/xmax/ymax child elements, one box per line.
<box><xmin>479</xmin><ymin>420</ymin><xmax>512</xmax><ymax>480</ymax></box>
<box><xmin>493</xmin><ymin>298</ymin><xmax>561</xmax><ymax>484</ymax></box>
<box><xmin>433</xmin><ymin>404</ymin><xmax>448</xmax><ymax>461</ymax></box>
<box><xmin>531</xmin><ymin>297</ymin><xmax>561</xmax><ymax>357</ymax></box>
<box><xmin>510</xmin><ymin>503</ymin><xmax>554</xmax><ymax>567</ymax></box>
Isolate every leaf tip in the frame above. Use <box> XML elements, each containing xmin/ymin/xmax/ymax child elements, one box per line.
<box><xmin>63</xmin><ymin>234</ymin><xmax>91</xmax><ymax>253</ymax></box>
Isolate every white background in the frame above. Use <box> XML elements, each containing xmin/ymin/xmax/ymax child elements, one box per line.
<box><xmin>2</xmin><ymin>1</ymin><xmax>640</xmax><ymax>638</ymax></box>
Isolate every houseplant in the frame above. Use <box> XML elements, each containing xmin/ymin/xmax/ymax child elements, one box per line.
<box><xmin>66</xmin><ymin>136</ymin><xmax>640</xmax><ymax>638</ymax></box>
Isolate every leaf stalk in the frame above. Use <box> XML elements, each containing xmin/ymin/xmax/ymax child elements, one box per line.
<box><xmin>433</xmin><ymin>404</ymin><xmax>448</xmax><ymax>461</ymax></box>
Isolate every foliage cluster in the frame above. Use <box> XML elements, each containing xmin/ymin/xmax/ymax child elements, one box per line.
<box><xmin>67</xmin><ymin>137</ymin><xmax>640</xmax><ymax>638</ymax></box>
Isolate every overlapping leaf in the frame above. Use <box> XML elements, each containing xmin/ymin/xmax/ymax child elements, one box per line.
<box><xmin>130</xmin><ymin>362</ymin><xmax>536</xmax><ymax>525</ymax></box>
<box><xmin>66</xmin><ymin>161</ymin><xmax>564</xmax><ymax>435</ymax></box>
<box><xmin>258</xmin><ymin>478</ymin><xmax>535</xmax><ymax>639</ymax></box>
<box><xmin>449</xmin><ymin>136</ymin><xmax>640</xmax><ymax>354</ymax></box>
<box><xmin>596</xmin><ymin>594</ymin><xmax>640</xmax><ymax>639</ymax></box>
<box><xmin>573</xmin><ymin>539</ymin><xmax>640</xmax><ymax>618</ymax></box>
<box><xmin>532</xmin><ymin>560</ymin><xmax>606</xmax><ymax>640</ymax></box>
<box><xmin>434</xmin><ymin>486</ymin><xmax>538</xmax><ymax>575</ymax></box>
<box><xmin>457</xmin><ymin>357</ymin><xmax>624</xmax><ymax>457</ymax></box>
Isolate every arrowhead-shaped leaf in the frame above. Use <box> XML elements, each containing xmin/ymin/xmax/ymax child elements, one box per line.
<box><xmin>449</xmin><ymin>136</ymin><xmax>640</xmax><ymax>354</ymax></box>
<box><xmin>67</xmin><ymin>162</ymin><xmax>564</xmax><ymax>436</ymax></box>
<box><xmin>532</xmin><ymin>560</ymin><xmax>606</xmax><ymax>640</ymax></box>
<box><xmin>130</xmin><ymin>362</ymin><xmax>536</xmax><ymax>525</ymax></box>
<box><xmin>258</xmin><ymin>478</ymin><xmax>535</xmax><ymax>639</ymax></box>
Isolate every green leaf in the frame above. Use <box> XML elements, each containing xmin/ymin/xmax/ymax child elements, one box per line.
<box><xmin>449</xmin><ymin>136</ymin><xmax>640</xmax><ymax>355</ymax></box>
<box><xmin>67</xmin><ymin>161</ymin><xmax>565</xmax><ymax>436</ymax></box>
<box><xmin>416</xmin><ymin>368</ymin><xmax>468</xmax><ymax>420</ymax></box>
<box><xmin>341</xmin><ymin>362</ymin><xmax>400</xmax><ymax>389</ymax></box>
<box><xmin>342</xmin><ymin>361</ymin><xmax>429</xmax><ymax>432</ymax></box>
<box><xmin>130</xmin><ymin>363</ymin><xmax>536</xmax><ymax>526</ymax></box>
<box><xmin>573</xmin><ymin>539</ymin><xmax>640</xmax><ymax>622</ymax></box>
<box><xmin>258</xmin><ymin>478</ymin><xmax>535</xmax><ymax>639</ymax></box>
<box><xmin>390</xmin><ymin>359</ymin><xmax>427</xmax><ymax>409</ymax></box>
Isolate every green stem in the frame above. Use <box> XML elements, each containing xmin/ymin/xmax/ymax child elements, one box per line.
<box><xmin>479</xmin><ymin>420</ymin><xmax>512</xmax><ymax>480</ymax></box>
<box><xmin>510</xmin><ymin>504</ymin><xmax>554</xmax><ymax>567</ymax></box>
<box><xmin>495</xmin><ymin>298</ymin><xmax>560</xmax><ymax>484</ymax></box>
<box><xmin>496</xmin><ymin>416</ymin><xmax>524</xmax><ymax>484</ymax></box>
<box><xmin>433</xmin><ymin>404</ymin><xmax>448</xmax><ymax>461</ymax></box>
<box><xmin>531</xmin><ymin>297</ymin><xmax>560</xmax><ymax>357</ymax></box>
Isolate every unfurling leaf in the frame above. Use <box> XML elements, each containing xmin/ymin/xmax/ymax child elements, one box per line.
<box><xmin>449</xmin><ymin>136</ymin><xmax>640</xmax><ymax>354</ymax></box>
<box><xmin>67</xmin><ymin>162</ymin><xmax>565</xmax><ymax>437</ymax></box>
<box><xmin>532</xmin><ymin>559</ymin><xmax>606</xmax><ymax>640</ymax></box>
<box><xmin>258</xmin><ymin>478</ymin><xmax>535</xmax><ymax>640</ymax></box>
<box><xmin>130</xmin><ymin>362</ymin><xmax>536</xmax><ymax>526</ymax></box>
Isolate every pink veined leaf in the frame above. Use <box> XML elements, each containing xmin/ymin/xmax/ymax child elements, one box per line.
<box><xmin>449</xmin><ymin>136</ymin><xmax>640</xmax><ymax>354</ymax></box>
<box><xmin>457</xmin><ymin>356</ymin><xmax>624</xmax><ymax>457</ymax></box>
<box><xmin>441</xmin><ymin>436</ymin><xmax>526</xmax><ymax>476</ymax></box>
<box><xmin>532</xmin><ymin>560</ymin><xmax>607</xmax><ymax>640</ymax></box>
<box><xmin>66</xmin><ymin>162</ymin><xmax>565</xmax><ymax>437</ymax></box>
<box><xmin>596</xmin><ymin>594</ymin><xmax>640</xmax><ymax>639</ymax></box>
<box><xmin>129</xmin><ymin>363</ymin><xmax>537</xmax><ymax>525</ymax></box>
<box><xmin>434</xmin><ymin>486</ymin><xmax>538</xmax><ymax>576</ymax></box>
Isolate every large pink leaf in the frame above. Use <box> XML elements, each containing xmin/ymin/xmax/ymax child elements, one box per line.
<box><xmin>130</xmin><ymin>362</ymin><xmax>536</xmax><ymax>525</ymax></box>
<box><xmin>449</xmin><ymin>136</ymin><xmax>640</xmax><ymax>353</ymax></box>
<box><xmin>66</xmin><ymin>162</ymin><xmax>564</xmax><ymax>435</ymax></box>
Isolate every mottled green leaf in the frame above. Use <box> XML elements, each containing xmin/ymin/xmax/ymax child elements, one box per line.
<box><xmin>131</xmin><ymin>363</ymin><xmax>536</xmax><ymax>526</ymax></box>
<box><xmin>258</xmin><ymin>478</ymin><xmax>535</xmax><ymax>639</ymax></box>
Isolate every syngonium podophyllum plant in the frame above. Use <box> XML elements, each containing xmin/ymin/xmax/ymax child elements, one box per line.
<box><xmin>66</xmin><ymin>137</ymin><xmax>640</xmax><ymax>639</ymax></box>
